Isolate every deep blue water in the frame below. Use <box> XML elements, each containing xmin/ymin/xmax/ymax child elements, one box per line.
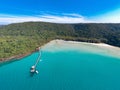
<box><xmin>0</xmin><ymin>50</ymin><xmax>120</xmax><ymax>90</ymax></box>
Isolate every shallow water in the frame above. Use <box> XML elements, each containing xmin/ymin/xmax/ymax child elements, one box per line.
<box><xmin>0</xmin><ymin>49</ymin><xmax>120</xmax><ymax>90</ymax></box>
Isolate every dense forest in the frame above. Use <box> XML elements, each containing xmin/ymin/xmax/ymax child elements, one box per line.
<box><xmin>0</xmin><ymin>22</ymin><xmax>120</xmax><ymax>60</ymax></box>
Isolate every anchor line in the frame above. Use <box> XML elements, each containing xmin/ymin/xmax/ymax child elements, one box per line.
<box><xmin>34</xmin><ymin>48</ymin><xmax>42</xmax><ymax>68</ymax></box>
<box><xmin>30</xmin><ymin>47</ymin><xmax>42</xmax><ymax>73</ymax></box>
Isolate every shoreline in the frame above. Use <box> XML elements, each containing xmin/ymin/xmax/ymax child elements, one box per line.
<box><xmin>1</xmin><ymin>39</ymin><xmax>120</xmax><ymax>63</ymax></box>
<box><xmin>0</xmin><ymin>52</ymin><xmax>31</xmax><ymax>63</ymax></box>
<box><xmin>0</xmin><ymin>47</ymin><xmax>40</xmax><ymax>63</ymax></box>
<box><xmin>42</xmin><ymin>40</ymin><xmax>120</xmax><ymax>59</ymax></box>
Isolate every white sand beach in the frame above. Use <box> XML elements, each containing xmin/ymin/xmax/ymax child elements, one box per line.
<box><xmin>42</xmin><ymin>39</ymin><xmax>120</xmax><ymax>59</ymax></box>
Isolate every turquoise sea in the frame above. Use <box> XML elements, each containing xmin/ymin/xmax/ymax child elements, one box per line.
<box><xmin>0</xmin><ymin>49</ymin><xmax>120</xmax><ymax>90</ymax></box>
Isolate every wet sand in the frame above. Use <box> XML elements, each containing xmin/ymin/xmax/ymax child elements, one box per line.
<box><xmin>42</xmin><ymin>39</ymin><xmax>120</xmax><ymax>59</ymax></box>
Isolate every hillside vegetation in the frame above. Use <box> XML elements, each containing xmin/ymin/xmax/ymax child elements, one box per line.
<box><xmin>0</xmin><ymin>22</ymin><xmax>120</xmax><ymax>59</ymax></box>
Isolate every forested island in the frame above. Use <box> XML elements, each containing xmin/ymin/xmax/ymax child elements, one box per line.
<box><xmin>0</xmin><ymin>22</ymin><xmax>120</xmax><ymax>61</ymax></box>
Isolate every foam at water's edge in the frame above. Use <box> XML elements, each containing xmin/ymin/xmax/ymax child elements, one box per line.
<box><xmin>42</xmin><ymin>40</ymin><xmax>120</xmax><ymax>59</ymax></box>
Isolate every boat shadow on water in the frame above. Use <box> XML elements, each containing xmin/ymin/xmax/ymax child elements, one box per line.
<box><xmin>29</xmin><ymin>70</ymin><xmax>39</xmax><ymax>77</ymax></box>
<box><xmin>30</xmin><ymin>72</ymin><xmax>35</xmax><ymax>77</ymax></box>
